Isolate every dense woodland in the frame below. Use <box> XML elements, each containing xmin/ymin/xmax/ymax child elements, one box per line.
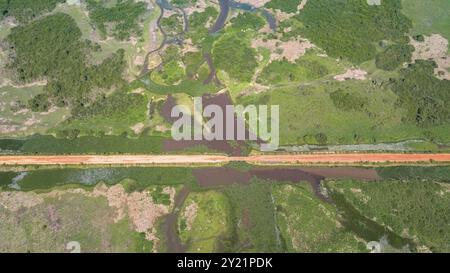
<box><xmin>0</xmin><ymin>0</ymin><xmax>64</xmax><ymax>23</ymax></box>
<box><xmin>5</xmin><ymin>13</ymin><xmax>125</xmax><ymax>114</ymax></box>
<box><xmin>86</xmin><ymin>0</ymin><xmax>147</xmax><ymax>40</ymax></box>
<box><xmin>0</xmin><ymin>0</ymin><xmax>449</xmax><ymax>142</ymax></box>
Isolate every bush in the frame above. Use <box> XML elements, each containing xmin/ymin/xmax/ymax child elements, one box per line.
<box><xmin>6</xmin><ymin>14</ymin><xmax>126</xmax><ymax>111</ymax></box>
<box><xmin>393</xmin><ymin>60</ymin><xmax>450</xmax><ymax>126</ymax></box>
<box><xmin>212</xmin><ymin>34</ymin><xmax>257</xmax><ymax>82</ymax></box>
<box><xmin>86</xmin><ymin>0</ymin><xmax>147</xmax><ymax>40</ymax></box>
<box><xmin>295</xmin><ymin>0</ymin><xmax>412</xmax><ymax>64</ymax></box>
<box><xmin>0</xmin><ymin>0</ymin><xmax>64</xmax><ymax>23</ymax></box>
<box><xmin>330</xmin><ymin>89</ymin><xmax>368</xmax><ymax>112</ymax></box>
<box><xmin>230</xmin><ymin>12</ymin><xmax>265</xmax><ymax>32</ymax></box>
<box><xmin>265</xmin><ymin>0</ymin><xmax>302</xmax><ymax>13</ymax></box>
<box><xmin>375</xmin><ymin>43</ymin><xmax>414</xmax><ymax>71</ymax></box>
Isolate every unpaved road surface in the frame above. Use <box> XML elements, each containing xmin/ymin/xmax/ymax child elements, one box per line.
<box><xmin>0</xmin><ymin>154</ymin><xmax>449</xmax><ymax>166</ymax></box>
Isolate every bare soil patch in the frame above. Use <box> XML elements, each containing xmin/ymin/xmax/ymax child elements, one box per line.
<box><xmin>252</xmin><ymin>38</ymin><xmax>314</xmax><ymax>63</ymax></box>
<box><xmin>334</xmin><ymin>69</ymin><xmax>367</xmax><ymax>81</ymax></box>
<box><xmin>410</xmin><ymin>34</ymin><xmax>450</xmax><ymax>80</ymax></box>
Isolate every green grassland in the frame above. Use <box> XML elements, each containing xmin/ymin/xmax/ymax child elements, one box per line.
<box><xmin>292</xmin><ymin>0</ymin><xmax>412</xmax><ymax>64</ymax></box>
<box><xmin>1</xmin><ymin>166</ymin><xmax>450</xmax><ymax>252</ymax></box>
<box><xmin>0</xmin><ymin>0</ymin><xmax>449</xmax><ymax>150</ymax></box>
<box><xmin>224</xmin><ymin>179</ymin><xmax>284</xmax><ymax>252</ymax></box>
<box><xmin>327</xmin><ymin>179</ymin><xmax>450</xmax><ymax>252</ymax></box>
<box><xmin>0</xmin><ymin>135</ymin><xmax>166</xmax><ymax>155</ymax></box>
<box><xmin>0</xmin><ymin>0</ymin><xmax>65</xmax><ymax>23</ymax></box>
<box><xmin>402</xmin><ymin>0</ymin><xmax>450</xmax><ymax>47</ymax></box>
<box><xmin>238</xmin><ymin>78</ymin><xmax>450</xmax><ymax>145</ymax></box>
<box><xmin>0</xmin><ymin>85</ymin><xmax>70</xmax><ymax>137</ymax></box>
<box><xmin>54</xmin><ymin>90</ymin><xmax>149</xmax><ymax>136</ymax></box>
<box><xmin>257</xmin><ymin>50</ymin><xmax>346</xmax><ymax>85</ymax></box>
<box><xmin>0</xmin><ymin>191</ymin><xmax>152</xmax><ymax>253</ymax></box>
<box><xmin>178</xmin><ymin>191</ymin><xmax>231</xmax><ymax>252</ymax></box>
<box><xmin>273</xmin><ymin>183</ymin><xmax>364</xmax><ymax>252</ymax></box>
<box><xmin>0</xmin><ymin>167</ymin><xmax>196</xmax><ymax>192</ymax></box>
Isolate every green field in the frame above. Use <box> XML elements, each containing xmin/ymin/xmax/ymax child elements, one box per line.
<box><xmin>178</xmin><ymin>191</ymin><xmax>231</xmax><ymax>252</ymax></box>
<box><xmin>0</xmin><ymin>190</ymin><xmax>153</xmax><ymax>252</ymax></box>
<box><xmin>327</xmin><ymin>179</ymin><xmax>450</xmax><ymax>252</ymax></box>
<box><xmin>402</xmin><ymin>0</ymin><xmax>450</xmax><ymax>47</ymax></box>
<box><xmin>1</xmin><ymin>165</ymin><xmax>450</xmax><ymax>252</ymax></box>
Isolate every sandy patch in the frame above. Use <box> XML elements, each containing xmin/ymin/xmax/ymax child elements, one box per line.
<box><xmin>273</xmin><ymin>9</ymin><xmax>295</xmax><ymax>22</ymax></box>
<box><xmin>410</xmin><ymin>34</ymin><xmax>450</xmax><ymax>80</ymax></box>
<box><xmin>163</xmin><ymin>9</ymin><xmax>178</xmax><ymax>18</ymax></box>
<box><xmin>182</xmin><ymin>38</ymin><xmax>199</xmax><ymax>54</ymax></box>
<box><xmin>13</xmin><ymin>108</ymin><xmax>30</xmax><ymax>115</ymax></box>
<box><xmin>1</xmin><ymin>184</ymin><xmax>175</xmax><ymax>252</ymax></box>
<box><xmin>0</xmin><ymin>191</ymin><xmax>44</xmax><ymax>212</ymax></box>
<box><xmin>239</xmin><ymin>83</ymin><xmax>270</xmax><ymax>96</ymax></box>
<box><xmin>367</xmin><ymin>0</ymin><xmax>382</xmax><ymax>5</ymax></box>
<box><xmin>130</xmin><ymin>122</ymin><xmax>145</xmax><ymax>134</ymax></box>
<box><xmin>24</xmin><ymin>116</ymin><xmax>40</xmax><ymax>126</ymax></box>
<box><xmin>39</xmin><ymin>106</ymin><xmax>58</xmax><ymax>116</ymax></box>
<box><xmin>298</xmin><ymin>0</ymin><xmax>308</xmax><ymax>10</ymax></box>
<box><xmin>92</xmin><ymin>184</ymin><xmax>173</xmax><ymax>245</ymax></box>
<box><xmin>131</xmin><ymin>88</ymin><xmax>145</xmax><ymax>94</ymax></box>
<box><xmin>155</xmin><ymin>124</ymin><xmax>170</xmax><ymax>132</ymax></box>
<box><xmin>252</xmin><ymin>38</ymin><xmax>314</xmax><ymax>62</ymax></box>
<box><xmin>183</xmin><ymin>201</ymin><xmax>198</xmax><ymax>231</ymax></box>
<box><xmin>334</xmin><ymin>69</ymin><xmax>367</xmax><ymax>81</ymax></box>
<box><xmin>185</xmin><ymin>0</ymin><xmax>208</xmax><ymax>16</ymax></box>
<box><xmin>134</xmin><ymin>54</ymin><xmax>146</xmax><ymax>66</ymax></box>
<box><xmin>0</xmin><ymin>79</ymin><xmax>48</xmax><ymax>89</ymax></box>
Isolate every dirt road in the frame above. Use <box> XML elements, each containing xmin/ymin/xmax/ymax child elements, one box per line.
<box><xmin>0</xmin><ymin>153</ymin><xmax>449</xmax><ymax>166</ymax></box>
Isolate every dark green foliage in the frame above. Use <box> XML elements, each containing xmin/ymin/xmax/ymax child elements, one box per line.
<box><xmin>328</xmin><ymin>188</ymin><xmax>415</xmax><ymax>250</ymax></box>
<box><xmin>183</xmin><ymin>51</ymin><xmax>205</xmax><ymax>78</ymax></box>
<box><xmin>296</xmin><ymin>0</ymin><xmax>412</xmax><ymax>63</ymax></box>
<box><xmin>86</xmin><ymin>0</ymin><xmax>147</xmax><ymax>40</ymax></box>
<box><xmin>162</xmin><ymin>45</ymin><xmax>181</xmax><ymax>63</ymax></box>
<box><xmin>330</xmin><ymin>179</ymin><xmax>450</xmax><ymax>252</ymax></box>
<box><xmin>28</xmin><ymin>93</ymin><xmax>50</xmax><ymax>112</ymax></box>
<box><xmin>187</xmin><ymin>6</ymin><xmax>218</xmax><ymax>45</ymax></box>
<box><xmin>315</xmin><ymin>133</ymin><xmax>328</xmax><ymax>145</ymax></box>
<box><xmin>258</xmin><ymin>58</ymin><xmax>329</xmax><ymax>84</ymax></box>
<box><xmin>212</xmin><ymin>35</ymin><xmax>257</xmax><ymax>82</ymax></box>
<box><xmin>413</xmin><ymin>34</ymin><xmax>425</xmax><ymax>42</ymax></box>
<box><xmin>160</xmin><ymin>14</ymin><xmax>184</xmax><ymax>35</ymax></box>
<box><xmin>20</xmin><ymin>135</ymin><xmax>165</xmax><ymax>154</ymax></box>
<box><xmin>0</xmin><ymin>0</ymin><xmax>64</xmax><ymax>23</ymax></box>
<box><xmin>137</xmin><ymin>77</ymin><xmax>219</xmax><ymax>96</ymax></box>
<box><xmin>2</xmin><ymin>167</ymin><xmax>195</xmax><ymax>191</ymax></box>
<box><xmin>230</xmin><ymin>12</ymin><xmax>265</xmax><ymax>32</ymax></box>
<box><xmin>71</xmin><ymin>90</ymin><xmax>146</xmax><ymax>119</ymax></box>
<box><xmin>392</xmin><ymin>60</ymin><xmax>450</xmax><ymax>126</ymax></box>
<box><xmin>377</xmin><ymin>166</ymin><xmax>450</xmax><ymax>182</ymax></box>
<box><xmin>55</xmin><ymin>128</ymin><xmax>80</xmax><ymax>140</ymax></box>
<box><xmin>330</xmin><ymin>89</ymin><xmax>368</xmax><ymax>111</ymax></box>
<box><xmin>375</xmin><ymin>43</ymin><xmax>414</xmax><ymax>71</ymax></box>
<box><xmin>224</xmin><ymin>180</ymin><xmax>284</xmax><ymax>252</ymax></box>
<box><xmin>265</xmin><ymin>0</ymin><xmax>301</xmax><ymax>13</ymax></box>
<box><xmin>6</xmin><ymin>13</ymin><xmax>85</xmax><ymax>82</ymax></box>
<box><xmin>6</xmin><ymin>14</ymin><xmax>126</xmax><ymax>111</ymax></box>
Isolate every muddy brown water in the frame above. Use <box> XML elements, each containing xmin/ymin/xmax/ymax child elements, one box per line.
<box><xmin>160</xmin><ymin>92</ymin><xmax>258</xmax><ymax>156</ymax></box>
<box><xmin>193</xmin><ymin>167</ymin><xmax>380</xmax><ymax>202</ymax></box>
<box><xmin>163</xmin><ymin>186</ymin><xmax>189</xmax><ymax>253</ymax></box>
<box><xmin>165</xmin><ymin>166</ymin><xmax>380</xmax><ymax>252</ymax></box>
